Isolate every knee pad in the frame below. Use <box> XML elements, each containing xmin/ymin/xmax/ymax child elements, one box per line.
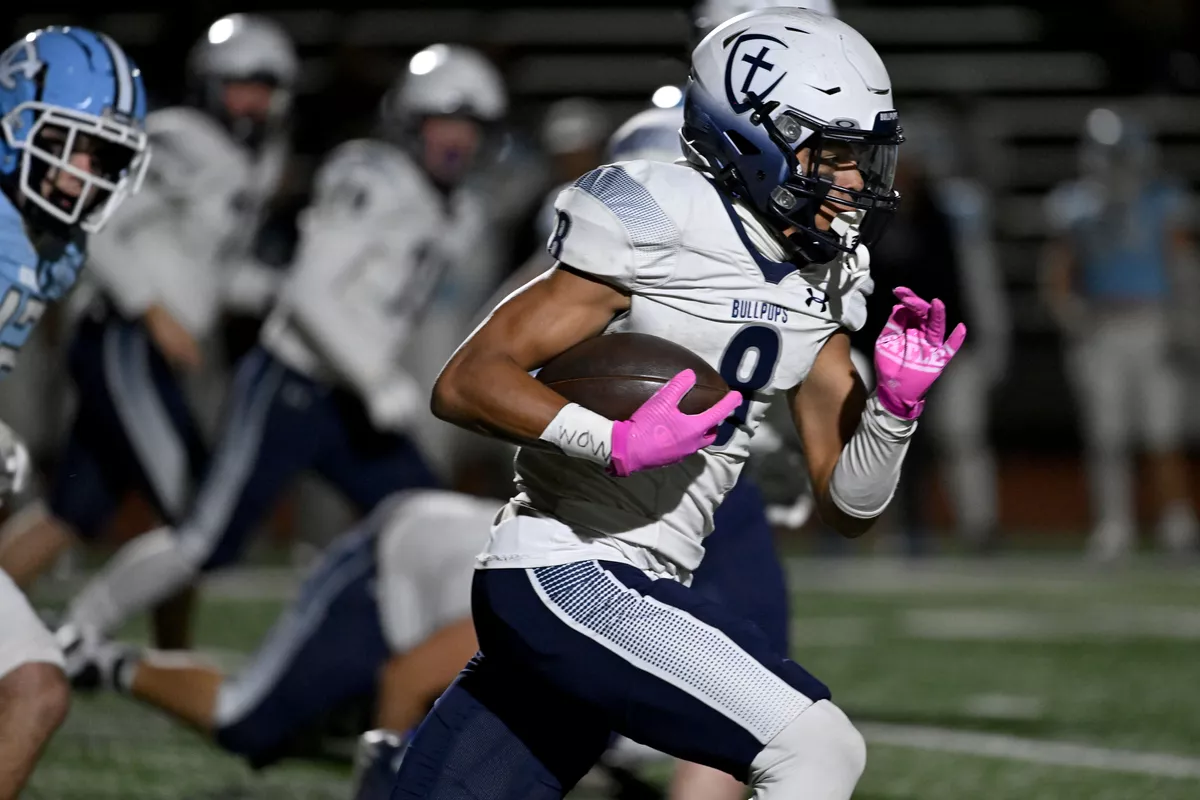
<box><xmin>749</xmin><ymin>700</ymin><xmax>866</xmax><ymax>800</ymax></box>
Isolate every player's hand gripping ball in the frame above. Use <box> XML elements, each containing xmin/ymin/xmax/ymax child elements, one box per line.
<box><xmin>536</xmin><ymin>332</ymin><xmax>741</xmax><ymax>475</ymax></box>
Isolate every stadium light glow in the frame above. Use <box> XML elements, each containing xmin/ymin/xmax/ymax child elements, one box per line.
<box><xmin>207</xmin><ymin>18</ymin><xmax>235</xmax><ymax>45</ymax></box>
<box><xmin>651</xmin><ymin>85</ymin><xmax>683</xmax><ymax>109</ymax></box>
<box><xmin>409</xmin><ymin>45</ymin><xmax>447</xmax><ymax>76</ymax></box>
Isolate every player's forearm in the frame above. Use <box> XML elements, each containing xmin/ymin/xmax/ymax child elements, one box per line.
<box><xmin>821</xmin><ymin>394</ymin><xmax>917</xmax><ymax>536</ymax></box>
<box><xmin>433</xmin><ymin>349</ymin><xmax>590</xmax><ymax>444</ymax></box>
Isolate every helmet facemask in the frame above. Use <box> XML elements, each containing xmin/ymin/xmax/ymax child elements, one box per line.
<box><xmin>2</xmin><ymin>101</ymin><xmax>149</xmax><ymax>234</ymax></box>
<box><xmin>745</xmin><ymin>94</ymin><xmax>901</xmax><ymax>263</ymax></box>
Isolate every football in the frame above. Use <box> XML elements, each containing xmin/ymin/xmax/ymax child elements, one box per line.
<box><xmin>536</xmin><ymin>332</ymin><xmax>731</xmax><ymax>421</ymax></box>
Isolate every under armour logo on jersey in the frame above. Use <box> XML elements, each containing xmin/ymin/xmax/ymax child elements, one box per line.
<box><xmin>724</xmin><ymin>33</ymin><xmax>789</xmax><ymax>114</ymax></box>
<box><xmin>0</xmin><ymin>41</ymin><xmax>41</xmax><ymax>91</ymax></box>
<box><xmin>805</xmin><ymin>288</ymin><xmax>829</xmax><ymax>313</ymax></box>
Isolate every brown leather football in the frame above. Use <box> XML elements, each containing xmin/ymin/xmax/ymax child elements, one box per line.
<box><xmin>536</xmin><ymin>332</ymin><xmax>731</xmax><ymax>421</ymax></box>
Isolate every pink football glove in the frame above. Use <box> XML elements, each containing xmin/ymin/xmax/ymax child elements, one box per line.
<box><xmin>609</xmin><ymin>370</ymin><xmax>742</xmax><ymax>478</ymax></box>
<box><xmin>874</xmin><ymin>287</ymin><xmax>967</xmax><ymax>420</ymax></box>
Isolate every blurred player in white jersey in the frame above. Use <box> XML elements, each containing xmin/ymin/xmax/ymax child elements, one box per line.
<box><xmin>0</xmin><ymin>16</ymin><xmax>297</xmax><ymax>624</ymax></box>
<box><xmin>0</xmin><ymin>27</ymin><xmax>149</xmax><ymax>798</ymax></box>
<box><xmin>55</xmin><ymin>45</ymin><xmax>506</xmax><ymax>656</ymax></box>
<box><xmin>64</xmin><ymin>490</ymin><xmax>490</xmax><ymax>780</ymax></box>
<box><xmin>392</xmin><ymin>9</ymin><xmax>964</xmax><ymax>800</ymax></box>
<box><xmin>1042</xmin><ymin>108</ymin><xmax>1198</xmax><ymax>560</ymax></box>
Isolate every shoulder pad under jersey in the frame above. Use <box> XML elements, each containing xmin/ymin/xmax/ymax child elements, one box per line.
<box><xmin>550</xmin><ymin>159</ymin><xmax>705</xmax><ymax>291</ymax></box>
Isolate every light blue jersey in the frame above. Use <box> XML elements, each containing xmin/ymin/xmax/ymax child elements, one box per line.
<box><xmin>1046</xmin><ymin>178</ymin><xmax>1186</xmax><ymax>302</ymax></box>
<box><xmin>0</xmin><ymin>190</ymin><xmax>85</xmax><ymax>374</ymax></box>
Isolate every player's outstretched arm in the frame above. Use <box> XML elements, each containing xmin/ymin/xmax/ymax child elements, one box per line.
<box><xmin>793</xmin><ymin>288</ymin><xmax>966</xmax><ymax>538</ymax></box>
<box><xmin>790</xmin><ymin>332</ymin><xmax>878</xmax><ymax>538</ymax></box>
<box><xmin>433</xmin><ymin>265</ymin><xmax>631</xmax><ymax>443</ymax></box>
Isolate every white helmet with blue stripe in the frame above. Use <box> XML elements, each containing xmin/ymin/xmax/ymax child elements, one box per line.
<box><xmin>694</xmin><ymin>0</ymin><xmax>839</xmax><ymax>37</ymax></box>
<box><xmin>683</xmin><ymin>8</ymin><xmax>901</xmax><ymax>264</ymax></box>
<box><xmin>0</xmin><ymin>27</ymin><xmax>150</xmax><ymax>233</ymax></box>
<box><xmin>188</xmin><ymin>14</ymin><xmax>298</xmax><ymax>147</ymax></box>
<box><xmin>607</xmin><ymin>107</ymin><xmax>686</xmax><ymax>165</ymax></box>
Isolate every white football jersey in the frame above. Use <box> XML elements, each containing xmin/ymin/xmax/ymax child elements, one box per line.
<box><xmin>86</xmin><ymin>107</ymin><xmax>286</xmax><ymax>338</ymax></box>
<box><xmin>481</xmin><ymin>159</ymin><xmax>867</xmax><ymax>579</ymax></box>
<box><xmin>261</xmin><ymin>139</ymin><xmax>486</xmax><ymax>414</ymax></box>
<box><xmin>375</xmin><ymin>490</ymin><xmax>497</xmax><ymax>652</ymax></box>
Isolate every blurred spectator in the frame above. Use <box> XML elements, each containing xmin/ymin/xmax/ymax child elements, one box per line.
<box><xmin>852</xmin><ymin>108</ymin><xmax>1010</xmax><ymax>553</ymax></box>
<box><xmin>1041</xmin><ymin>107</ymin><xmax>1198</xmax><ymax>560</ymax></box>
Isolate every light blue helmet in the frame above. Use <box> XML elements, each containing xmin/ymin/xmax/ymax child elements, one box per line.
<box><xmin>0</xmin><ymin>27</ymin><xmax>150</xmax><ymax>233</ymax></box>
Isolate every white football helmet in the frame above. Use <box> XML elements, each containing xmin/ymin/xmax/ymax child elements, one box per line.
<box><xmin>188</xmin><ymin>14</ymin><xmax>298</xmax><ymax>145</ymax></box>
<box><xmin>683</xmin><ymin>8</ymin><xmax>901</xmax><ymax>263</ymax></box>
<box><xmin>383</xmin><ymin>44</ymin><xmax>507</xmax><ymax>125</ymax></box>
<box><xmin>541</xmin><ymin>97</ymin><xmax>609</xmax><ymax>156</ymax></box>
<box><xmin>607</xmin><ymin>107</ymin><xmax>685</xmax><ymax>164</ymax></box>
<box><xmin>1079</xmin><ymin>107</ymin><xmax>1156</xmax><ymax>185</ymax></box>
<box><xmin>694</xmin><ymin>0</ymin><xmax>838</xmax><ymax>38</ymax></box>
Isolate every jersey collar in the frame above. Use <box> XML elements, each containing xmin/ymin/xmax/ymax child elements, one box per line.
<box><xmin>709</xmin><ymin>181</ymin><xmax>800</xmax><ymax>285</ymax></box>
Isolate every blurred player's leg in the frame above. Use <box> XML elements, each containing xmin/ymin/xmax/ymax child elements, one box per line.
<box><xmin>351</xmin><ymin>621</ymin><xmax>478</xmax><ymax>800</ymax></box>
<box><xmin>1069</xmin><ymin>317</ymin><xmax>1136</xmax><ymax>559</ymax></box>
<box><xmin>84</xmin><ymin>519</ymin><xmax>390</xmax><ymax>768</ymax></box>
<box><xmin>0</xmin><ymin>502</ymin><xmax>72</xmax><ymax>588</ymax></box>
<box><xmin>124</xmin><ymin>651</ymin><xmax>223</xmax><ymax>732</ymax></box>
<box><xmin>314</xmin><ymin>389</ymin><xmax>442</xmax><ymax>515</ymax></box>
<box><xmin>1135</xmin><ymin>312</ymin><xmax>1198</xmax><ymax>553</ymax></box>
<box><xmin>670</xmin><ymin>763</ymin><xmax>745</xmax><ymax>800</ymax></box>
<box><xmin>928</xmin><ymin>354</ymin><xmax>999</xmax><ymax>549</ymax></box>
<box><xmin>0</xmin><ymin>662</ymin><xmax>69</xmax><ymax>799</ymax></box>
<box><xmin>151</xmin><ymin>587</ymin><xmax>198</xmax><ymax>651</ymax></box>
<box><xmin>64</xmin><ymin>349</ymin><xmax>322</xmax><ymax>637</ymax></box>
<box><xmin>0</xmin><ymin>572</ymin><xmax>69</xmax><ymax>799</ymax></box>
<box><xmin>375</xmin><ymin>618</ymin><xmax>477</xmax><ymax>733</ymax></box>
<box><xmin>0</xmin><ymin>316</ymin><xmax>208</xmax><ymax>591</ymax></box>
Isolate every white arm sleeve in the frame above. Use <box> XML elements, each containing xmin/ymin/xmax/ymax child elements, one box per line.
<box><xmin>550</xmin><ymin>163</ymin><xmax>680</xmax><ymax>290</ymax></box>
<box><xmin>828</xmin><ymin>395</ymin><xmax>918</xmax><ymax>519</ymax></box>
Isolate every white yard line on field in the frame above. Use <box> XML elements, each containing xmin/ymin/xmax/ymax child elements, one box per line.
<box><xmin>784</xmin><ymin>556</ymin><xmax>1200</xmax><ymax>596</ymax></box>
<box><xmin>862</xmin><ymin>723</ymin><xmax>1200</xmax><ymax>779</ymax></box>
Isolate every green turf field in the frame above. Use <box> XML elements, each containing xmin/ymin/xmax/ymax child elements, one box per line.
<box><xmin>25</xmin><ymin>556</ymin><xmax>1200</xmax><ymax>799</ymax></box>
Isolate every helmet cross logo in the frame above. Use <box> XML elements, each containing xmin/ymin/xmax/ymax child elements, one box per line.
<box><xmin>724</xmin><ymin>33</ymin><xmax>789</xmax><ymax>114</ymax></box>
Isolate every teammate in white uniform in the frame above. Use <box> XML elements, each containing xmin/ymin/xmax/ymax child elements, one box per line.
<box><xmin>392</xmin><ymin>10</ymin><xmax>964</xmax><ymax>800</ymax></box>
<box><xmin>55</xmin><ymin>46</ymin><xmax>506</xmax><ymax>654</ymax></box>
<box><xmin>64</xmin><ymin>490</ymin><xmax>491</xmax><ymax>777</ymax></box>
<box><xmin>0</xmin><ymin>15</ymin><xmax>296</xmax><ymax>607</ymax></box>
<box><xmin>0</xmin><ymin>27</ymin><xmax>149</xmax><ymax>798</ymax></box>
